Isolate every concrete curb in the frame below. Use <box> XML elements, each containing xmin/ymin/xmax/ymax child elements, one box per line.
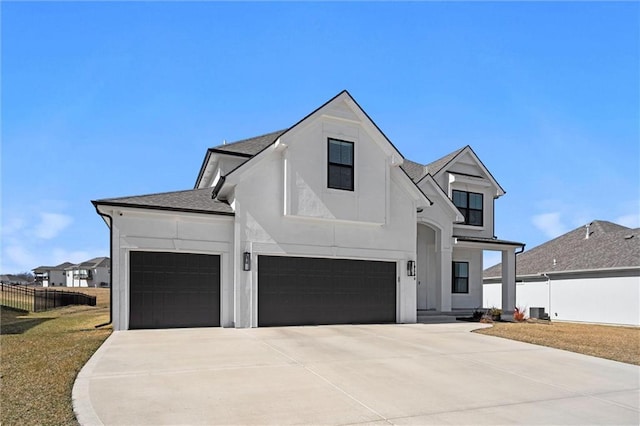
<box><xmin>72</xmin><ymin>331</ymin><xmax>117</xmax><ymax>426</ymax></box>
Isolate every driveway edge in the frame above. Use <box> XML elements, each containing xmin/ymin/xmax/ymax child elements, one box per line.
<box><xmin>72</xmin><ymin>331</ymin><xmax>117</xmax><ymax>426</ymax></box>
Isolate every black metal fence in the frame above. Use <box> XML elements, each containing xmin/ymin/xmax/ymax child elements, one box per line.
<box><xmin>0</xmin><ymin>284</ymin><xmax>96</xmax><ymax>312</ymax></box>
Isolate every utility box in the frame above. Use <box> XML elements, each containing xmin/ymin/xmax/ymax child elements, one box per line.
<box><xmin>530</xmin><ymin>307</ymin><xmax>546</xmax><ymax>319</ymax></box>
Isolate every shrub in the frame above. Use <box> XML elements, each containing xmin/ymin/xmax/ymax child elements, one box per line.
<box><xmin>489</xmin><ymin>307</ymin><xmax>502</xmax><ymax>321</ymax></box>
<box><xmin>514</xmin><ymin>306</ymin><xmax>527</xmax><ymax>322</ymax></box>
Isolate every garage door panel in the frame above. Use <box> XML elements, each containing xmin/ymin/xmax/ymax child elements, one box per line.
<box><xmin>129</xmin><ymin>252</ymin><xmax>220</xmax><ymax>329</ymax></box>
<box><xmin>258</xmin><ymin>255</ymin><xmax>396</xmax><ymax>327</ymax></box>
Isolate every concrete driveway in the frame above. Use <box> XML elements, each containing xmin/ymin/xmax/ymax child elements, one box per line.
<box><xmin>73</xmin><ymin>323</ymin><xmax>639</xmax><ymax>425</ymax></box>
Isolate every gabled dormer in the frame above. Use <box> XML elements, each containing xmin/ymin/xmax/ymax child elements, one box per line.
<box><xmin>194</xmin><ymin>130</ymin><xmax>287</xmax><ymax>189</ymax></box>
<box><xmin>427</xmin><ymin>146</ymin><xmax>505</xmax><ymax>238</ymax></box>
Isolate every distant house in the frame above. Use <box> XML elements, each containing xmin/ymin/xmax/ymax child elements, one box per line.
<box><xmin>33</xmin><ymin>258</ymin><xmax>110</xmax><ymax>288</ymax></box>
<box><xmin>33</xmin><ymin>262</ymin><xmax>74</xmax><ymax>287</ymax></box>
<box><xmin>484</xmin><ymin>220</ymin><xmax>640</xmax><ymax>326</ymax></box>
<box><xmin>65</xmin><ymin>257</ymin><xmax>111</xmax><ymax>288</ymax></box>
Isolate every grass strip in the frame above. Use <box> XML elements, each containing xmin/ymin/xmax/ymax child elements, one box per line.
<box><xmin>1</xmin><ymin>305</ymin><xmax>111</xmax><ymax>426</ymax></box>
<box><xmin>475</xmin><ymin>321</ymin><xmax>640</xmax><ymax>365</ymax></box>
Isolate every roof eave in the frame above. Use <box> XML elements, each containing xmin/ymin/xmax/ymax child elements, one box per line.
<box><xmin>92</xmin><ymin>201</ymin><xmax>235</xmax><ymax>217</ymax></box>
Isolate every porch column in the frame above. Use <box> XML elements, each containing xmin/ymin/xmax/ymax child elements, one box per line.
<box><xmin>501</xmin><ymin>249</ymin><xmax>516</xmax><ymax>320</ymax></box>
<box><xmin>436</xmin><ymin>248</ymin><xmax>452</xmax><ymax>312</ymax></box>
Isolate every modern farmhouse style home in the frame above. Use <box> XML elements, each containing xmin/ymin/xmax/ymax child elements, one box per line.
<box><xmin>93</xmin><ymin>91</ymin><xmax>524</xmax><ymax>330</ymax></box>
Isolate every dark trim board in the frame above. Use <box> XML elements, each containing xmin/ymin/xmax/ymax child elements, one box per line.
<box><xmin>129</xmin><ymin>251</ymin><xmax>221</xmax><ymax>329</ymax></box>
<box><xmin>257</xmin><ymin>255</ymin><xmax>396</xmax><ymax>327</ymax></box>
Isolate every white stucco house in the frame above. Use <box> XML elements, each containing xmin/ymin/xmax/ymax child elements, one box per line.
<box><xmin>484</xmin><ymin>220</ymin><xmax>640</xmax><ymax>326</ymax></box>
<box><xmin>64</xmin><ymin>257</ymin><xmax>111</xmax><ymax>288</ymax></box>
<box><xmin>33</xmin><ymin>262</ymin><xmax>74</xmax><ymax>287</ymax></box>
<box><xmin>93</xmin><ymin>91</ymin><xmax>523</xmax><ymax>330</ymax></box>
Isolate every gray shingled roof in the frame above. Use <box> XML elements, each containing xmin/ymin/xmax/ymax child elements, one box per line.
<box><xmin>425</xmin><ymin>146</ymin><xmax>466</xmax><ymax>175</ymax></box>
<box><xmin>93</xmin><ymin>188</ymin><xmax>234</xmax><ymax>216</ymax></box>
<box><xmin>212</xmin><ymin>129</ymin><xmax>288</xmax><ymax>156</ymax></box>
<box><xmin>484</xmin><ymin>220</ymin><xmax>640</xmax><ymax>278</ymax></box>
<box><xmin>78</xmin><ymin>257</ymin><xmax>110</xmax><ymax>269</ymax></box>
<box><xmin>400</xmin><ymin>159</ymin><xmax>427</xmax><ymax>182</ymax></box>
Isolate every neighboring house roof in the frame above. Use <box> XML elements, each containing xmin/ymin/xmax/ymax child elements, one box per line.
<box><xmin>77</xmin><ymin>257</ymin><xmax>110</xmax><ymax>269</ymax></box>
<box><xmin>484</xmin><ymin>220</ymin><xmax>640</xmax><ymax>278</ymax></box>
<box><xmin>34</xmin><ymin>262</ymin><xmax>75</xmax><ymax>272</ymax></box>
<box><xmin>93</xmin><ymin>188</ymin><xmax>234</xmax><ymax>216</ymax></box>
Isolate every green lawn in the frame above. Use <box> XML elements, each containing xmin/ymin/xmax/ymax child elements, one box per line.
<box><xmin>1</xmin><ymin>304</ymin><xmax>111</xmax><ymax>426</ymax></box>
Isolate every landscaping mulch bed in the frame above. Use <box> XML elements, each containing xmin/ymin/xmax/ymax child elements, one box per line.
<box><xmin>1</xmin><ymin>303</ymin><xmax>111</xmax><ymax>426</ymax></box>
<box><xmin>474</xmin><ymin>320</ymin><xmax>640</xmax><ymax>366</ymax></box>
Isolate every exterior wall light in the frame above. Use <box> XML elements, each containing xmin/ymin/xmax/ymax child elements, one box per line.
<box><xmin>407</xmin><ymin>260</ymin><xmax>416</xmax><ymax>277</ymax></box>
<box><xmin>243</xmin><ymin>252</ymin><xmax>251</xmax><ymax>271</ymax></box>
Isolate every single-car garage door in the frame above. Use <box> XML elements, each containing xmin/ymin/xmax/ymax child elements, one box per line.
<box><xmin>129</xmin><ymin>251</ymin><xmax>220</xmax><ymax>329</ymax></box>
<box><xmin>258</xmin><ymin>255</ymin><xmax>396</xmax><ymax>326</ymax></box>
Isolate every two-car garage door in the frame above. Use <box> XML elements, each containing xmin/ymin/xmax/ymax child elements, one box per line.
<box><xmin>129</xmin><ymin>252</ymin><xmax>396</xmax><ymax>329</ymax></box>
<box><xmin>258</xmin><ymin>255</ymin><xmax>396</xmax><ymax>327</ymax></box>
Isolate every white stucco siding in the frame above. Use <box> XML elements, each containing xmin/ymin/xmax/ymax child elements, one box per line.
<box><xmin>283</xmin><ymin>119</ymin><xmax>387</xmax><ymax>224</ymax></box>
<box><xmin>231</xmin><ymin>121</ymin><xmax>419</xmax><ymax>326</ymax></box>
<box><xmin>483</xmin><ymin>274</ymin><xmax>640</xmax><ymax>326</ymax></box>
<box><xmin>102</xmin><ymin>207</ymin><xmax>235</xmax><ymax>330</ymax></box>
<box><xmin>452</xmin><ymin>247</ymin><xmax>483</xmax><ymax>309</ymax></box>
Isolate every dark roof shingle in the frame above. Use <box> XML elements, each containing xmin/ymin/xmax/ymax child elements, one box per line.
<box><xmin>400</xmin><ymin>159</ymin><xmax>427</xmax><ymax>182</ymax></box>
<box><xmin>484</xmin><ymin>220</ymin><xmax>640</xmax><ymax>278</ymax></box>
<box><xmin>93</xmin><ymin>188</ymin><xmax>234</xmax><ymax>216</ymax></box>
<box><xmin>425</xmin><ymin>146</ymin><xmax>466</xmax><ymax>175</ymax></box>
<box><xmin>212</xmin><ymin>129</ymin><xmax>288</xmax><ymax>156</ymax></box>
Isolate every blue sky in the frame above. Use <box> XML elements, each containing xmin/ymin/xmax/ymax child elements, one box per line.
<box><xmin>2</xmin><ymin>1</ymin><xmax>638</xmax><ymax>273</ymax></box>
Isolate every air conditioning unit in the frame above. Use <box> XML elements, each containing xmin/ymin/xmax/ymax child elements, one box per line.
<box><xmin>530</xmin><ymin>307</ymin><xmax>549</xmax><ymax>320</ymax></box>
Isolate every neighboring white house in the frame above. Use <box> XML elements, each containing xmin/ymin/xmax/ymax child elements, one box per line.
<box><xmin>33</xmin><ymin>258</ymin><xmax>110</xmax><ymax>288</ymax></box>
<box><xmin>33</xmin><ymin>262</ymin><xmax>74</xmax><ymax>287</ymax></box>
<box><xmin>65</xmin><ymin>257</ymin><xmax>111</xmax><ymax>288</ymax></box>
<box><xmin>93</xmin><ymin>90</ymin><xmax>523</xmax><ymax>331</ymax></box>
<box><xmin>484</xmin><ymin>220</ymin><xmax>640</xmax><ymax>326</ymax></box>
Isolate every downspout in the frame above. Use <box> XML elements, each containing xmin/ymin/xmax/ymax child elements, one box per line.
<box><xmin>541</xmin><ymin>272</ymin><xmax>550</xmax><ymax>318</ymax></box>
<box><xmin>93</xmin><ymin>203</ymin><xmax>113</xmax><ymax>328</ymax></box>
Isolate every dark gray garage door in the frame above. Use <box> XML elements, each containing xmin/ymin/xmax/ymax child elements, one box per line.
<box><xmin>258</xmin><ymin>255</ymin><xmax>396</xmax><ymax>327</ymax></box>
<box><xmin>129</xmin><ymin>251</ymin><xmax>220</xmax><ymax>329</ymax></box>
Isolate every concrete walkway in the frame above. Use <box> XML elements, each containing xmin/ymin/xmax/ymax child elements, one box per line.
<box><xmin>73</xmin><ymin>323</ymin><xmax>640</xmax><ymax>425</ymax></box>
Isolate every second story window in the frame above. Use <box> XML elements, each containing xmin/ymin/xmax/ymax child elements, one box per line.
<box><xmin>328</xmin><ymin>138</ymin><xmax>354</xmax><ymax>191</ymax></box>
<box><xmin>452</xmin><ymin>190</ymin><xmax>483</xmax><ymax>226</ymax></box>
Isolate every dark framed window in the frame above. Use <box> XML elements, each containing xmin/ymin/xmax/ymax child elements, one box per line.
<box><xmin>328</xmin><ymin>138</ymin><xmax>354</xmax><ymax>191</ymax></box>
<box><xmin>452</xmin><ymin>190</ymin><xmax>483</xmax><ymax>226</ymax></box>
<box><xmin>452</xmin><ymin>261</ymin><xmax>469</xmax><ymax>294</ymax></box>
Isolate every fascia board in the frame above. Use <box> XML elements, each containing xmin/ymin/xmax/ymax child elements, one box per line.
<box><xmin>92</xmin><ymin>200</ymin><xmax>235</xmax><ymax>218</ymax></box>
<box><xmin>194</xmin><ymin>149</ymin><xmax>213</xmax><ymax>189</ymax></box>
